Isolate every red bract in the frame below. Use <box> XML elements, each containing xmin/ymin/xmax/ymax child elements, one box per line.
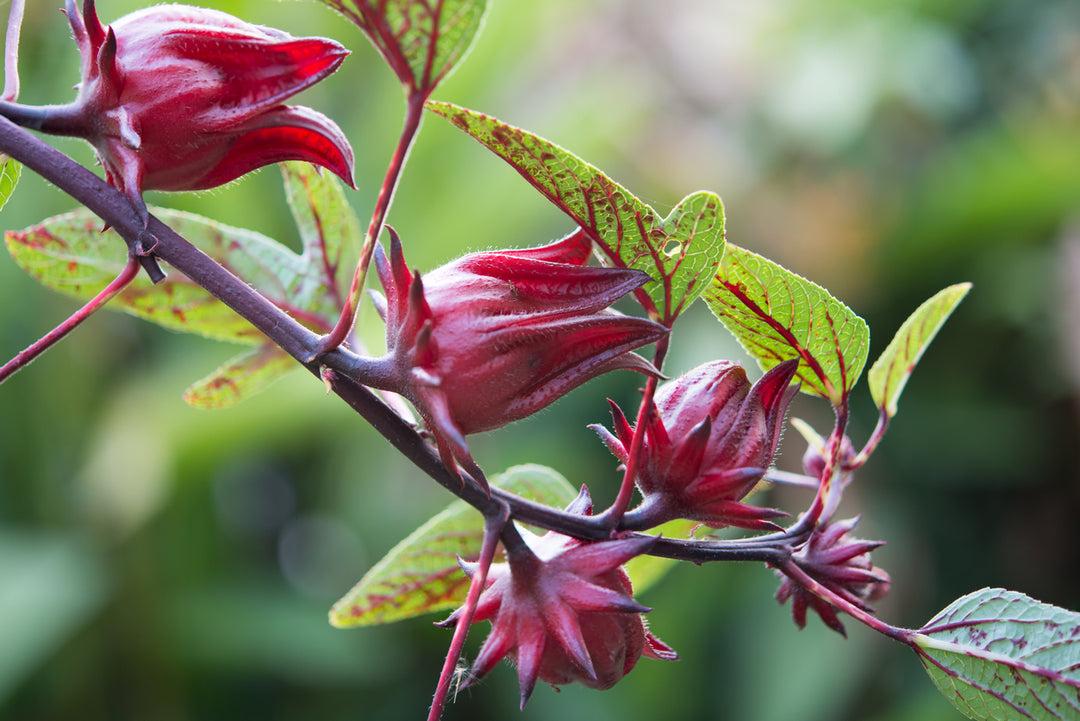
<box><xmin>594</xmin><ymin>359</ymin><xmax>799</xmax><ymax>530</ymax></box>
<box><xmin>775</xmin><ymin>516</ymin><xmax>891</xmax><ymax>636</ymax></box>
<box><xmin>369</xmin><ymin>229</ymin><xmax>667</xmax><ymax>491</ymax></box>
<box><xmin>439</xmin><ymin>489</ymin><xmax>676</xmax><ymax>708</ymax></box>
<box><xmin>47</xmin><ymin>0</ymin><xmax>354</xmax><ymax>220</ymax></box>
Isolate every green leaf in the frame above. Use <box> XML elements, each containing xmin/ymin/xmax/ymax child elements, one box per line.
<box><xmin>704</xmin><ymin>243</ymin><xmax>870</xmax><ymax>406</ymax></box>
<box><xmin>5</xmin><ymin>210</ymin><xmax>264</xmax><ymax>343</ymax></box>
<box><xmin>281</xmin><ymin>161</ymin><xmax>363</xmax><ymax>316</ymax></box>
<box><xmin>0</xmin><ymin>155</ymin><xmax>20</xmax><ymax>212</ymax></box>
<box><xmin>323</xmin><ymin>0</ymin><xmax>488</xmax><ymax>94</ymax></box>
<box><xmin>329</xmin><ymin>465</ymin><xmax>577</xmax><ymax>628</ymax></box>
<box><xmin>869</xmin><ymin>283</ymin><xmax>971</xmax><ymax>418</ymax></box>
<box><xmin>183</xmin><ymin>345</ymin><xmax>296</xmax><ymax>410</ymax></box>
<box><xmin>6</xmin><ymin>174</ymin><xmax>362</xmax><ymax>407</ymax></box>
<box><xmin>914</xmin><ymin>587</ymin><xmax>1080</xmax><ymax>721</ymax></box>
<box><xmin>623</xmin><ymin>519</ymin><xmax>698</xmax><ymax>596</ymax></box>
<box><xmin>427</xmin><ymin>102</ymin><xmax>726</xmax><ymax>324</ymax></box>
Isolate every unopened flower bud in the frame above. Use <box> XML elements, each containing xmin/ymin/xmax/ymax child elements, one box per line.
<box><xmin>594</xmin><ymin>359</ymin><xmax>799</xmax><ymax>530</ymax></box>
<box><xmin>367</xmin><ymin>229</ymin><xmax>667</xmax><ymax>491</ymax></box>
<box><xmin>775</xmin><ymin>516</ymin><xmax>891</xmax><ymax>636</ymax></box>
<box><xmin>439</xmin><ymin>488</ymin><xmax>676</xmax><ymax>708</ymax></box>
<box><xmin>43</xmin><ymin>0</ymin><xmax>355</xmax><ymax>221</ymax></box>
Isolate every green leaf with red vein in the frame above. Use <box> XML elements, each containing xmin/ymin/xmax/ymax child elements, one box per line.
<box><xmin>0</xmin><ymin>155</ymin><xmax>20</xmax><ymax>212</ymax></box>
<box><xmin>321</xmin><ymin>0</ymin><xmax>488</xmax><ymax>95</ymax></box>
<box><xmin>869</xmin><ymin>283</ymin><xmax>971</xmax><ymax>419</ymax></box>
<box><xmin>282</xmin><ymin>161</ymin><xmax>363</xmax><ymax>318</ymax></box>
<box><xmin>183</xmin><ymin>344</ymin><xmax>295</xmax><ymax>409</ymax></box>
<box><xmin>914</xmin><ymin>587</ymin><xmax>1080</xmax><ymax>721</ymax></box>
<box><xmin>6</xmin><ymin>209</ymin><xmax>264</xmax><ymax>343</ymax></box>
<box><xmin>704</xmin><ymin>243</ymin><xmax>869</xmax><ymax>407</ymax></box>
<box><xmin>427</xmin><ymin>102</ymin><xmax>725</xmax><ymax>324</ymax></box>
<box><xmin>6</xmin><ymin>165</ymin><xmax>361</xmax><ymax>405</ymax></box>
<box><xmin>329</xmin><ymin>464</ymin><xmax>577</xmax><ymax>627</ymax></box>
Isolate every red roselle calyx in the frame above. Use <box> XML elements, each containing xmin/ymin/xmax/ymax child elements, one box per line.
<box><xmin>39</xmin><ymin>0</ymin><xmax>354</xmax><ymax>221</ymax></box>
<box><xmin>775</xmin><ymin>516</ymin><xmax>891</xmax><ymax>636</ymax></box>
<box><xmin>365</xmin><ymin>228</ymin><xmax>667</xmax><ymax>492</ymax></box>
<box><xmin>438</xmin><ymin>488</ymin><xmax>677</xmax><ymax>708</ymax></box>
<box><xmin>595</xmin><ymin>359</ymin><xmax>800</xmax><ymax>531</ymax></box>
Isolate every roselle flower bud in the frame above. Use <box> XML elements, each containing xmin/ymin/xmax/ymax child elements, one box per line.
<box><xmin>775</xmin><ymin>516</ymin><xmax>891</xmax><ymax>636</ymax></box>
<box><xmin>367</xmin><ymin>229</ymin><xmax>667</xmax><ymax>491</ymax></box>
<box><xmin>595</xmin><ymin>359</ymin><xmax>799</xmax><ymax>530</ymax></box>
<box><xmin>46</xmin><ymin>0</ymin><xmax>354</xmax><ymax>220</ymax></box>
<box><xmin>439</xmin><ymin>489</ymin><xmax>677</xmax><ymax>708</ymax></box>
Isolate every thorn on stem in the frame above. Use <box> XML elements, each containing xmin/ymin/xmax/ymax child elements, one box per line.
<box><xmin>133</xmin><ymin>229</ymin><xmax>165</xmax><ymax>283</ymax></box>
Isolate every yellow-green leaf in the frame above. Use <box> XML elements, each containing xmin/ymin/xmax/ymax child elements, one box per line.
<box><xmin>869</xmin><ymin>283</ymin><xmax>971</xmax><ymax>418</ymax></box>
<box><xmin>0</xmin><ymin>154</ymin><xmax>20</xmax><ymax>212</ymax></box>
<box><xmin>183</xmin><ymin>345</ymin><xmax>296</xmax><ymax>409</ymax></box>
<box><xmin>428</xmin><ymin>102</ymin><xmax>725</xmax><ymax>324</ymax></box>
<box><xmin>704</xmin><ymin>243</ymin><xmax>869</xmax><ymax>407</ymax></box>
<box><xmin>329</xmin><ymin>465</ymin><xmax>577</xmax><ymax>628</ymax></box>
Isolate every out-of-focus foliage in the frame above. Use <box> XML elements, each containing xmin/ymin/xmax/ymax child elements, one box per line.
<box><xmin>1</xmin><ymin>0</ymin><xmax>1078</xmax><ymax>719</ymax></box>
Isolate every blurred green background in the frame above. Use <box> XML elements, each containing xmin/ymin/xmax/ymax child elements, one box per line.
<box><xmin>2</xmin><ymin>0</ymin><xmax>1079</xmax><ymax>719</ymax></box>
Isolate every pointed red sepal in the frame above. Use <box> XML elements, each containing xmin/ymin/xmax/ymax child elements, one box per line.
<box><xmin>755</xmin><ymin>358</ymin><xmax>801</xmax><ymax>416</ymax></box>
<box><xmin>665</xmin><ymin>415</ymin><xmax>711</xmax><ymax>486</ymax></box>
<box><xmin>694</xmin><ymin>498</ymin><xmax>788</xmax><ymax>531</ymax></box>
<box><xmin>684</xmin><ymin>466</ymin><xmax>765</xmax><ymax>501</ymax></box>
<box><xmin>166</xmin><ymin>37</ymin><xmax>349</xmax><ymax>126</ymax></box>
<box><xmin>565</xmin><ymin>485</ymin><xmax>593</xmax><ymax>516</ymax></box>
<box><xmin>557</xmin><ymin>535</ymin><xmax>658</xmax><ymax>577</ymax></box>
<box><xmin>543</xmin><ymin>599</ymin><xmax>598</xmax><ymax>681</ymax></box>
<box><xmin>457</xmin><ymin>256</ymin><xmax>650</xmax><ymax>317</ymax></box>
<box><xmin>195</xmin><ymin>106</ymin><xmax>355</xmax><ymax>191</ymax></box>
<box><xmin>606</xmin><ymin>398</ymin><xmax>636</xmax><ymax>451</ymax></box>
<box><xmin>82</xmin><ymin>0</ymin><xmax>106</xmax><ymax>59</ymax></box>
<box><xmin>497</xmin><ymin>227</ymin><xmax>592</xmax><ymax>265</ymax></box>
<box><xmin>643</xmin><ymin>631</ymin><xmax>679</xmax><ymax>661</ymax></box>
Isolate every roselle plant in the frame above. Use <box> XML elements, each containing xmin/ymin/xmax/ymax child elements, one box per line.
<box><xmin>0</xmin><ymin>1</ymin><xmax>1077</xmax><ymax>720</ymax></box>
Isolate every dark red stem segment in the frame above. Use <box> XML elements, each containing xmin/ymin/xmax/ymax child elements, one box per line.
<box><xmin>316</xmin><ymin>91</ymin><xmax>425</xmax><ymax>357</ymax></box>
<box><xmin>0</xmin><ymin>253</ymin><xmax>140</xmax><ymax>384</ymax></box>
<box><xmin>427</xmin><ymin>505</ymin><xmax>509</xmax><ymax>721</ymax></box>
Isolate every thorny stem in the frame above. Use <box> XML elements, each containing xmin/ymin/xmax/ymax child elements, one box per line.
<box><xmin>0</xmin><ymin>253</ymin><xmax>140</xmax><ymax>384</ymax></box>
<box><xmin>2</xmin><ymin>0</ymin><xmax>24</xmax><ymax>101</ymax></box>
<box><xmin>428</xmin><ymin>504</ymin><xmax>509</xmax><ymax>721</ymax></box>
<box><xmin>0</xmin><ymin>113</ymin><xmax>817</xmax><ymax>566</ymax></box>
<box><xmin>316</xmin><ymin>91</ymin><xmax>425</xmax><ymax>357</ymax></box>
